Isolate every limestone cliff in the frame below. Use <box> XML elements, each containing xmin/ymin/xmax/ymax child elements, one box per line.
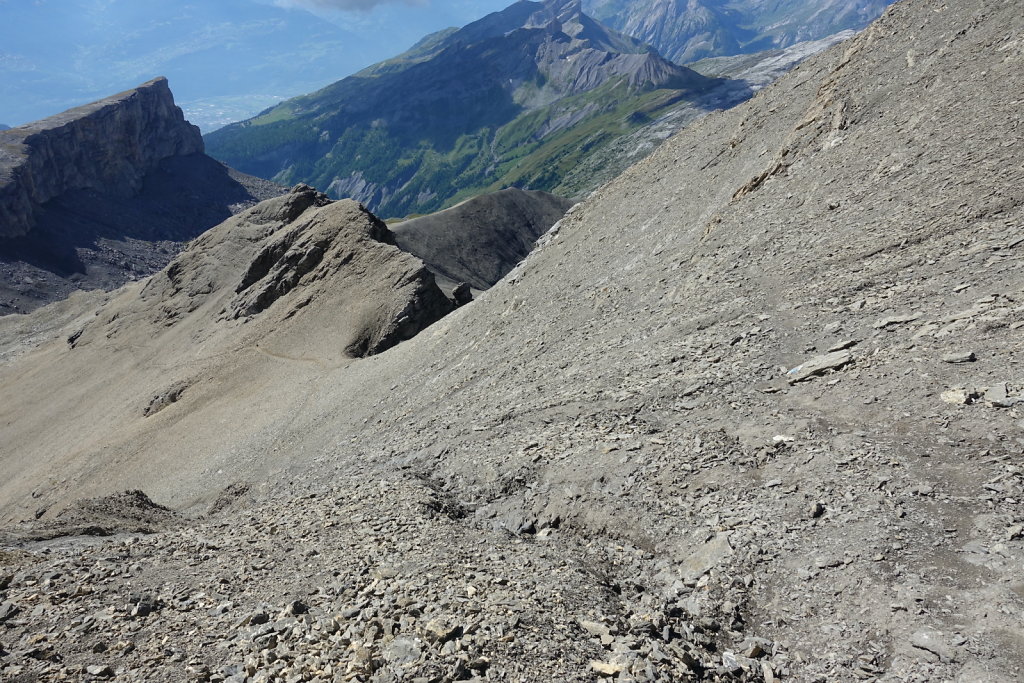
<box><xmin>0</xmin><ymin>77</ymin><xmax>203</xmax><ymax>239</ymax></box>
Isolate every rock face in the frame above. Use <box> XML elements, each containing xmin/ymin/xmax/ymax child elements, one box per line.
<box><xmin>0</xmin><ymin>79</ymin><xmax>283</xmax><ymax>314</ymax></box>
<box><xmin>391</xmin><ymin>188</ymin><xmax>574</xmax><ymax>292</ymax></box>
<box><xmin>0</xmin><ymin>77</ymin><xmax>202</xmax><ymax>239</ymax></box>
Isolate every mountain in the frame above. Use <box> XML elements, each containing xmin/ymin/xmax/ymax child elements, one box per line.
<box><xmin>205</xmin><ymin>0</ymin><xmax>724</xmax><ymax>219</ymax></box>
<box><xmin>3</xmin><ymin>0</ymin><xmax>1023</xmax><ymax>681</ymax></box>
<box><xmin>584</xmin><ymin>0</ymin><xmax>895</xmax><ymax>63</ymax></box>
<box><xmin>0</xmin><ymin>124</ymin><xmax>9</xmax><ymax>131</ymax></box>
<box><xmin>0</xmin><ymin>78</ymin><xmax>283</xmax><ymax>314</ymax></box>
<box><xmin>392</xmin><ymin>188</ymin><xmax>574</xmax><ymax>293</ymax></box>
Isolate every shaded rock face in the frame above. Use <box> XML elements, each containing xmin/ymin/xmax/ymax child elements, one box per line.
<box><xmin>0</xmin><ymin>79</ymin><xmax>283</xmax><ymax>315</ymax></box>
<box><xmin>0</xmin><ymin>77</ymin><xmax>203</xmax><ymax>239</ymax></box>
<box><xmin>391</xmin><ymin>188</ymin><xmax>574</xmax><ymax>292</ymax></box>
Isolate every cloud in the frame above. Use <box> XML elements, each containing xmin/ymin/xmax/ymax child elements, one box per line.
<box><xmin>274</xmin><ymin>0</ymin><xmax>426</xmax><ymax>12</ymax></box>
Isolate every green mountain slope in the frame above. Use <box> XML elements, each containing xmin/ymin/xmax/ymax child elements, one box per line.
<box><xmin>205</xmin><ymin>0</ymin><xmax>725</xmax><ymax>218</ymax></box>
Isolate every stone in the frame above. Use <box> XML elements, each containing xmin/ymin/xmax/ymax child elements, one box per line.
<box><xmin>452</xmin><ymin>282</ymin><xmax>473</xmax><ymax>306</ymax></box>
<box><xmin>941</xmin><ymin>388</ymin><xmax>974</xmax><ymax>404</ymax></box>
<box><xmin>283</xmin><ymin>600</ymin><xmax>309</xmax><ymax>616</ymax></box>
<box><xmin>383</xmin><ymin>635</ymin><xmax>423</xmax><ymax>666</ymax></box>
<box><xmin>422</xmin><ymin>617</ymin><xmax>461</xmax><ymax>644</ymax></box>
<box><xmin>910</xmin><ymin>629</ymin><xmax>957</xmax><ymax>661</ymax></box>
<box><xmin>827</xmin><ymin>339</ymin><xmax>859</xmax><ymax>352</ymax></box>
<box><xmin>942</xmin><ymin>351</ymin><xmax>976</xmax><ymax>363</ymax></box>
<box><xmin>579</xmin><ymin>619</ymin><xmax>612</xmax><ymax>638</ymax></box>
<box><xmin>0</xmin><ymin>601</ymin><xmax>19</xmax><ymax>623</ymax></box>
<box><xmin>985</xmin><ymin>383</ymin><xmax>1024</xmax><ymax>407</ymax></box>
<box><xmin>681</xmin><ymin>533</ymin><xmax>733</xmax><ymax>583</ymax></box>
<box><xmin>86</xmin><ymin>664</ymin><xmax>115</xmax><ymax>677</ymax></box>
<box><xmin>786</xmin><ymin>350</ymin><xmax>853</xmax><ymax>384</ymax></box>
<box><xmin>591</xmin><ymin>660</ymin><xmax>625</xmax><ymax>676</ymax></box>
<box><xmin>873</xmin><ymin>313</ymin><xmax>920</xmax><ymax>329</ymax></box>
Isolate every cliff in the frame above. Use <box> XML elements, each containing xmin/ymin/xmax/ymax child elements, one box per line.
<box><xmin>0</xmin><ymin>77</ymin><xmax>203</xmax><ymax>239</ymax></box>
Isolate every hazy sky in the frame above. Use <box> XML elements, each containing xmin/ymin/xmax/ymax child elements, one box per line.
<box><xmin>0</xmin><ymin>0</ymin><xmax>523</xmax><ymax>130</ymax></box>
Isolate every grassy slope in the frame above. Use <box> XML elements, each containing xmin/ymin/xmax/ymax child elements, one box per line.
<box><xmin>207</xmin><ymin>77</ymin><xmax>707</xmax><ymax>219</ymax></box>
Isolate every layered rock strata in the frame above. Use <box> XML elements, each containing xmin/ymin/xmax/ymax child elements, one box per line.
<box><xmin>0</xmin><ymin>77</ymin><xmax>203</xmax><ymax>239</ymax></box>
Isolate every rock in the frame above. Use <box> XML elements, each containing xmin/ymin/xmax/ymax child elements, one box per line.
<box><xmin>383</xmin><ymin>635</ymin><xmax>423</xmax><ymax>666</ymax></box>
<box><xmin>0</xmin><ymin>601</ymin><xmax>19</xmax><ymax>623</ymax></box>
<box><xmin>910</xmin><ymin>629</ymin><xmax>958</xmax><ymax>661</ymax></box>
<box><xmin>591</xmin><ymin>660</ymin><xmax>625</xmax><ymax>676</ymax></box>
<box><xmin>942</xmin><ymin>351</ymin><xmax>976</xmax><ymax>363</ymax></box>
<box><xmin>786</xmin><ymin>350</ymin><xmax>853</xmax><ymax>384</ymax></box>
<box><xmin>681</xmin><ymin>533</ymin><xmax>733</xmax><ymax>583</ymax></box>
<box><xmin>985</xmin><ymin>383</ymin><xmax>1024</xmax><ymax>408</ymax></box>
<box><xmin>282</xmin><ymin>600</ymin><xmax>309</xmax><ymax>616</ymax></box>
<box><xmin>827</xmin><ymin>339</ymin><xmax>860</xmax><ymax>352</ymax></box>
<box><xmin>873</xmin><ymin>313</ymin><xmax>920</xmax><ymax>329</ymax></box>
<box><xmin>941</xmin><ymin>388</ymin><xmax>980</xmax><ymax>405</ymax></box>
<box><xmin>452</xmin><ymin>282</ymin><xmax>473</xmax><ymax>306</ymax></box>
<box><xmin>809</xmin><ymin>502</ymin><xmax>826</xmax><ymax>519</ymax></box>
<box><xmin>739</xmin><ymin>637</ymin><xmax>772</xmax><ymax>658</ymax></box>
<box><xmin>86</xmin><ymin>664</ymin><xmax>115</xmax><ymax>677</ymax></box>
<box><xmin>579</xmin><ymin>618</ymin><xmax>612</xmax><ymax>639</ymax></box>
<box><xmin>143</xmin><ymin>381</ymin><xmax>189</xmax><ymax>417</ymax></box>
<box><xmin>422</xmin><ymin>617</ymin><xmax>461</xmax><ymax>644</ymax></box>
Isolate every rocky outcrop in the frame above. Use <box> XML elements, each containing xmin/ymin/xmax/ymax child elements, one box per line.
<box><xmin>0</xmin><ymin>79</ymin><xmax>283</xmax><ymax>315</ymax></box>
<box><xmin>391</xmin><ymin>188</ymin><xmax>574</xmax><ymax>292</ymax></box>
<box><xmin>0</xmin><ymin>77</ymin><xmax>203</xmax><ymax>239</ymax></box>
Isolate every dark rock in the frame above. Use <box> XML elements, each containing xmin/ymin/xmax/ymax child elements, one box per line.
<box><xmin>452</xmin><ymin>282</ymin><xmax>473</xmax><ymax>306</ymax></box>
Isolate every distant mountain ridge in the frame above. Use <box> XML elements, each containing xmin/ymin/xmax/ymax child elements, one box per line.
<box><xmin>584</xmin><ymin>0</ymin><xmax>895</xmax><ymax>63</ymax></box>
<box><xmin>205</xmin><ymin>0</ymin><xmax>723</xmax><ymax>218</ymax></box>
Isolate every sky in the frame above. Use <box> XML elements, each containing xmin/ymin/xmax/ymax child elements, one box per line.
<box><xmin>0</xmin><ymin>0</ymin><xmax>520</xmax><ymax>131</ymax></box>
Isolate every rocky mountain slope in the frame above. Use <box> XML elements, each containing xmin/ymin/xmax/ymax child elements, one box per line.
<box><xmin>0</xmin><ymin>78</ymin><xmax>283</xmax><ymax>314</ymax></box>
<box><xmin>2</xmin><ymin>0</ymin><xmax>1023</xmax><ymax>681</ymax></box>
<box><xmin>584</xmin><ymin>0</ymin><xmax>894</xmax><ymax>63</ymax></box>
<box><xmin>0</xmin><ymin>185</ymin><xmax>454</xmax><ymax>531</ymax></box>
<box><xmin>205</xmin><ymin>0</ymin><xmax>724</xmax><ymax>219</ymax></box>
<box><xmin>392</xmin><ymin>188</ymin><xmax>574</xmax><ymax>293</ymax></box>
